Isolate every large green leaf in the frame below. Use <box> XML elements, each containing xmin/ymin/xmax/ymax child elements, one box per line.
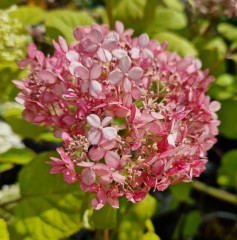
<box><xmin>218</xmin><ymin>100</ymin><xmax>237</xmax><ymax>139</ymax></box>
<box><xmin>45</xmin><ymin>10</ymin><xmax>94</xmax><ymax>43</ymax></box>
<box><xmin>0</xmin><ymin>218</ymin><xmax>9</xmax><ymax>240</ymax></box>
<box><xmin>3</xmin><ymin>107</ymin><xmax>47</xmax><ymax>139</ymax></box>
<box><xmin>141</xmin><ymin>231</ymin><xmax>160</xmax><ymax>240</ymax></box>
<box><xmin>0</xmin><ymin>163</ymin><xmax>13</xmax><ymax>173</ymax></box>
<box><xmin>154</xmin><ymin>31</ymin><xmax>198</xmax><ymax>57</ymax></box>
<box><xmin>9</xmin><ymin>152</ymin><xmax>85</xmax><ymax>240</ymax></box>
<box><xmin>0</xmin><ymin>148</ymin><xmax>35</xmax><ymax>165</ymax></box>
<box><xmin>218</xmin><ymin>150</ymin><xmax>237</xmax><ymax>188</ymax></box>
<box><xmin>147</xmin><ymin>8</ymin><xmax>187</xmax><ymax>35</ymax></box>
<box><xmin>161</xmin><ymin>0</ymin><xmax>185</xmax><ymax>11</ymax></box>
<box><xmin>217</xmin><ymin>23</ymin><xmax>237</xmax><ymax>43</ymax></box>
<box><xmin>182</xmin><ymin>211</ymin><xmax>201</xmax><ymax>237</ymax></box>
<box><xmin>9</xmin><ymin>6</ymin><xmax>45</xmax><ymax>25</ymax></box>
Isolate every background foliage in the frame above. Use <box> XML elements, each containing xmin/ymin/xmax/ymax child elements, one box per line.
<box><xmin>0</xmin><ymin>0</ymin><xmax>237</xmax><ymax>239</ymax></box>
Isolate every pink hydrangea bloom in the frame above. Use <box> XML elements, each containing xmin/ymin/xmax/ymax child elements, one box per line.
<box><xmin>14</xmin><ymin>21</ymin><xmax>220</xmax><ymax>210</ymax></box>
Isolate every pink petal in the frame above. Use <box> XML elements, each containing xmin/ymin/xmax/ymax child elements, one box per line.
<box><xmin>58</xmin><ymin>36</ymin><xmax>68</xmax><ymax>52</ymax></box>
<box><xmin>131</xmin><ymin>86</ymin><xmax>141</xmax><ymax>100</ymax></box>
<box><xmin>87</xmin><ymin>114</ymin><xmax>101</xmax><ymax>128</ymax></box>
<box><xmin>74</xmin><ymin>65</ymin><xmax>89</xmax><ymax>80</ymax></box>
<box><xmin>109</xmin><ymin>69</ymin><xmax>123</xmax><ymax>85</ymax></box>
<box><xmin>130</xmin><ymin>47</ymin><xmax>140</xmax><ymax>59</ymax></box>
<box><xmin>108</xmin><ymin>197</ymin><xmax>119</xmax><ymax>208</ymax></box>
<box><xmin>115</xmin><ymin>21</ymin><xmax>124</xmax><ymax>35</ymax></box>
<box><xmin>106</xmin><ymin>31</ymin><xmax>119</xmax><ymax>42</ymax></box>
<box><xmin>89</xmin><ymin>147</ymin><xmax>105</xmax><ymax>161</ymax></box>
<box><xmin>122</xmin><ymin>78</ymin><xmax>132</xmax><ymax>93</ymax></box>
<box><xmin>69</xmin><ymin>61</ymin><xmax>81</xmax><ymax>75</ymax></box>
<box><xmin>93</xmin><ymin>163</ymin><xmax>111</xmax><ymax>176</ymax></box>
<box><xmin>27</xmin><ymin>43</ymin><xmax>37</xmax><ymax>59</ymax></box>
<box><xmin>38</xmin><ymin>70</ymin><xmax>57</xmax><ymax>84</ymax></box>
<box><xmin>90</xmin><ymin>63</ymin><xmax>101</xmax><ymax>79</ymax></box>
<box><xmin>105</xmin><ymin>151</ymin><xmax>120</xmax><ymax>169</ymax></box>
<box><xmin>102</xmin><ymin>127</ymin><xmax>117</xmax><ymax>140</ymax></box>
<box><xmin>101</xmin><ymin>116</ymin><xmax>113</xmax><ymax>127</ymax></box>
<box><xmin>97</xmin><ymin>47</ymin><xmax>112</xmax><ymax>62</ymax></box>
<box><xmin>128</xmin><ymin>67</ymin><xmax>144</xmax><ymax>81</ymax></box>
<box><xmin>209</xmin><ymin>101</ymin><xmax>221</xmax><ymax>112</ymax></box>
<box><xmin>81</xmin><ymin>168</ymin><xmax>96</xmax><ymax>186</ymax></box>
<box><xmin>91</xmin><ymin>198</ymin><xmax>105</xmax><ymax>210</ymax></box>
<box><xmin>102</xmin><ymin>38</ymin><xmax>118</xmax><ymax>51</ymax></box>
<box><xmin>88</xmin><ymin>128</ymin><xmax>102</xmax><ymax>145</ymax></box>
<box><xmin>88</xmin><ymin>29</ymin><xmax>103</xmax><ymax>44</ymax></box>
<box><xmin>66</xmin><ymin>50</ymin><xmax>80</xmax><ymax>61</ymax></box>
<box><xmin>119</xmin><ymin>56</ymin><xmax>131</xmax><ymax>74</ymax></box>
<box><xmin>112</xmin><ymin>171</ymin><xmax>126</xmax><ymax>183</ymax></box>
<box><xmin>81</xmin><ymin>79</ymin><xmax>89</xmax><ymax>92</ymax></box>
<box><xmin>112</xmin><ymin>49</ymin><xmax>127</xmax><ymax>59</ymax></box>
<box><xmin>89</xmin><ymin>80</ymin><xmax>102</xmax><ymax>98</ymax></box>
<box><xmin>138</xmin><ymin>34</ymin><xmax>149</xmax><ymax>48</ymax></box>
<box><xmin>80</xmin><ymin>39</ymin><xmax>98</xmax><ymax>53</ymax></box>
<box><xmin>18</xmin><ymin>58</ymin><xmax>31</xmax><ymax>69</ymax></box>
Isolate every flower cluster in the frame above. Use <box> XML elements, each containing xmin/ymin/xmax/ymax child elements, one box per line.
<box><xmin>193</xmin><ymin>0</ymin><xmax>237</xmax><ymax>18</ymax></box>
<box><xmin>0</xmin><ymin>9</ymin><xmax>31</xmax><ymax>62</ymax></box>
<box><xmin>14</xmin><ymin>21</ymin><xmax>220</xmax><ymax>209</ymax></box>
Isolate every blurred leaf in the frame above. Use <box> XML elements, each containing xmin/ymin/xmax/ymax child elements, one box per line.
<box><xmin>0</xmin><ymin>163</ymin><xmax>13</xmax><ymax>173</ymax></box>
<box><xmin>145</xmin><ymin>219</ymin><xmax>155</xmax><ymax>232</ymax></box>
<box><xmin>0</xmin><ymin>148</ymin><xmax>35</xmax><ymax>165</ymax></box>
<box><xmin>161</xmin><ymin>0</ymin><xmax>185</xmax><ymax>11</ymax></box>
<box><xmin>182</xmin><ymin>211</ymin><xmax>201</xmax><ymax>237</ymax></box>
<box><xmin>3</xmin><ymin>107</ymin><xmax>47</xmax><ymax>139</ymax></box>
<box><xmin>218</xmin><ymin>100</ymin><xmax>237</xmax><ymax>139</ymax></box>
<box><xmin>154</xmin><ymin>31</ymin><xmax>198</xmax><ymax>57</ymax></box>
<box><xmin>132</xmin><ymin>194</ymin><xmax>158</xmax><ymax>221</ymax></box>
<box><xmin>217</xmin><ymin>23</ymin><xmax>237</xmax><ymax>43</ymax></box>
<box><xmin>0</xmin><ymin>218</ymin><xmax>9</xmax><ymax>240</ymax></box>
<box><xmin>141</xmin><ymin>231</ymin><xmax>160</xmax><ymax>240</ymax></box>
<box><xmin>147</xmin><ymin>8</ymin><xmax>187</xmax><ymax>34</ymax></box>
<box><xmin>0</xmin><ymin>0</ymin><xmax>18</xmax><ymax>9</ymax></box>
<box><xmin>9</xmin><ymin>6</ymin><xmax>45</xmax><ymax>25</ymax></box>
<box><xmin>10</xmin><ymin>152</ymin><xmax>84</xmax><ymax>240</ymax></box>
<box><xmin>169</xmin><ymin>183</ymin><xmax>193</xmax><ymax>209</ymax></box>
<box><xmin>218</xmin><ymin>150</ymin><xmax>237</xmax><ymax>188</ymax></box>
<box><xmin>90</xmin><ymin>204</ymin><xmax>117</xmax><ymax>229</ymax></box>
<box><xmin>45</xmin><ymin>10</ymin><xmax>94</xmax><ymax>43</ymax></box>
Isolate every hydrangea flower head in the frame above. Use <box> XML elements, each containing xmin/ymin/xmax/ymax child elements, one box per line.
<box><xmin>14</xmin><ymin>21</ymin><xmax>220</xmax><ymax>209</ymax></box>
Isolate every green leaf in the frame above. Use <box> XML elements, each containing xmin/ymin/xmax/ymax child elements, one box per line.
<box><xmin>0</xmin><ymin>148</ymin><xmax>35</xmax><ymax>165</ymax></box>
<box><xmin>9</xmin><ymin>152</ymin><xmax>85</xmax><ymax>240</ymax></box>
<box><xmin>0</xmin><ymin>163</ymin><xmax>14</xmax><ymax>173</ymax></box>
<box><xmin>218</xmin><ymin>100</ymin><xmax>237</xmax><ymax>139</ymax></box>
<box><xmin>182</xmin><ymin>211</ymin><xmax>201</xmax><ymax>237</ymax></box>
<box><xmin>45</xmin><ymin>10</ymin><xmax>94</xmax><ymax>43</ymax></box>
<box><xmin>3</xmin><ymin>107</ymin><xmax>47</xmax><ymax>139</ymax></box>
<box><xmin>217</xmin><ymin>23</ymin><xmax>237</xmax><ymax>43</ymax></box>
<box><xmin>147</xmin><ymin>8</ymin><xmax>187</xmax><ymax>34</ymax></box>
<box><xmin>141</xmin><ymin>231</ymin><xmax>160</xmax><ymax>240</ymax></box>
<box><xmin>0</xmin><ymin>218</ymin><xmax>10</xmax><ymax>240</ymax></box>
<box><xmin>132</xmin><ymin>194</ymin><xmax>158</xmax><ymax>221</ymax></box>
<box><xmin>90</xmin><ymin>204</ymin><xmax>117</xmax><ymax>229</ymax></box>
<box><xmin>161</xmin><ymin>0</ymin><xmax>185</xmax><ymax>11</ymax></box>
<box><xmin>218</xmin><ymin>150</ymin><xmax>237</xmax><ymax>188</ymax></box>
<box><xmin>154</xmin><ymin>31</ymin><xmax>198</xmax><ymax>57</ymax></box>
<box><xmin>9</xmin><ymin>6</ymin><xmax>45</xmax><ymax>25</ymax></box>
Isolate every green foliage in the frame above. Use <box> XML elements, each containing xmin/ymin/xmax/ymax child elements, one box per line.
<box><xmin>0</xmin><ymin>218</ymin><xmax>9</xmax><ymax>240</ymax></box>
<box><xmin>140</xmin><ymin>231</ymin><xmax>160</xmax><ymax>240</ymax></box>
<box><xmin>10</xmin><ymin>152</ymin><xmax>85</xmax><ymax>240</ymax></box>
<box><xmin>45</xmin><ymin>10</ymin><xmax>95</xmax><ymax>43</ymax></box>
<box><xmin>218</xmin><ymin>150</ymin><xmax>237</xmax><ymax>188</ymax></box>
<box><xmin>217</xmin><ymin>23</ymin><xmax>237</xmax><ymax>43</ymax></box>
<box><xmin>218</xmin><ymin>100</ymin><xmax>237</xmax><ymax>139</ymax></box>
<box><xmin>154</xmin><ymin>31</ymin><xmax>198</xmax><ymax>57</ymax></box>
<box><xmin>161</xmin><ymin>0</ymin><xmax>185</xmax><ymax>11</ymax></box>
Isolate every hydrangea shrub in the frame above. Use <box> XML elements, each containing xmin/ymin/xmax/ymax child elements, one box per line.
<box><xmin>14</xmin><ymin>21</ymin><xmax>220</xmax><ymax>210</ymax></box>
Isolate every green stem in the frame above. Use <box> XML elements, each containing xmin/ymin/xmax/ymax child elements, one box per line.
<box><xmin>104</xmin><ymin>229</ymin><xmax>109</xmax><ymax>240</ymax></box>
<box><xmin>105</xmin><ymin>0</ymin><xmax>113</xmax><ymax>29</ymax></box>
<box><xmin>191</xmin><ymin>180</ymin><xmax>237</xmax><ymax>205</ymax></box>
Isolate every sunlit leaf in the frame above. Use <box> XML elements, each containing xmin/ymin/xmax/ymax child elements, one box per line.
<box><xmin>141</xmin><ymin>231</ymin><xmax>160</xmax><ymax>240</ymax></box>
<box><xmin>154</xmin><ymin>31</ymin><xmax>198</xmax><ymax>57</ymax></box>
<box><xmin>161</xmin><ymin>0</ymin><xmax>185</xmax><ymax>11</ymax></box>
<box><xmin>9</xmin><ymin>152</ymin><xmax>85</xmax><ymax>240</ymax></box>
<box><xmin>218</xmin><ymin>100</ymin><xmax>237</xmax><ymax>139</ymax></box>
<box><xmin>0</xmin><ymin>148</ymin><xmax>35</xmax><ymax>165</ymax></box>
<box><xmin>217</xmin><ymin>23</ymin><xmax>237</xmax><ymax>43</ymax></box>
<box><xmin>9</xmin><ymin>6</ymin><xmax>45</xmax><ymax>25</ymax></box>
<box><xmin>0</xmin><ymin>218</ymin><xmax>9</xmax><ymax>240</ymax></box>
<box><xmin>45</xmin><ymin>10</ymin><xmax>94</xmax><ymax>43</ymax></box>
<box><xmin>0</xmin><ymin>163</ymin><xmax>13</xmax><ymax>173</ymax></box>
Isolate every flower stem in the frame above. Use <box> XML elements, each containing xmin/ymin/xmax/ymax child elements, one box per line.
<box><xmin>103</xmin><ymin>229</ymin><xmax>109</xmax><ymax>240</ymax></box>
<box><xmin>191</xmin><ymin>180</ymin><xmax>237</xmax><ymax>205</ymax></box>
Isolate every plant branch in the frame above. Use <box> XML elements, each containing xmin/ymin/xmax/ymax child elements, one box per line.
<box><xmin>105</xmin><ymin>0</ymin><xmax>113</xmax><ymax>29</ymax></box>
<box><xmin>191</xmin><ymin>180</ymin><xmax>237</xmax><ymax>205</ymax></box>
<box><xmin>103</xmin><ymin>229</ymin><xmax>109</xmax><ymax>240</ymax></box>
